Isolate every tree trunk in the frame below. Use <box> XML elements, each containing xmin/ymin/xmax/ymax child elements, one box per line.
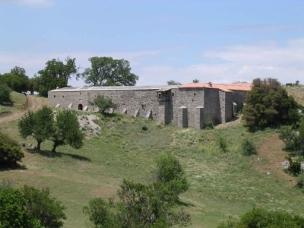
<box><xmin>36</xmin><ymin>140</ymin><xmax>42</xmax><ymax>151</ymax></box>
<box><xmin>52</xmin><ymin>143</ymin><xmax>58</xmax><ymax>153</ymax></box>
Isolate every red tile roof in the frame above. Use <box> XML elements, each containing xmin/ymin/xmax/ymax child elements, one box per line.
<box><xmin>181</xmin><ymin>82</ymin><xmax>252</xmax><ymax>92</ymax></box>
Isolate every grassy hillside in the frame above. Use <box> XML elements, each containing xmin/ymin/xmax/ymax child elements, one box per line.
<box><xmin>1</xmin><ymin>113</ymin><xmax>304</xmax><ymax>227</ymax></box>
<box><xmin>286</xmin><ymin>85</ymin><xmax>304</xmax><ymax>106</ymax></box>
<box><xmin>0</xmin><ymin>92</ymin><xmax>27</xmax><ymax>114</ymax></box>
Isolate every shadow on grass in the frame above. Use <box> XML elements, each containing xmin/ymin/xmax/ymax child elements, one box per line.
<box><xmin>27</xmin><ymin>149</ymin><xmax>91</xmax><ymax>162</ymax></box>
<box><xmin>0</xmin><ymin>163</ymin><xmax>26</xmax><ymax>171</ymax></box>
<box><xmin>176</xmin><ymin>199</ymin><xmax>194</xmax><ymax>207</ymax></box>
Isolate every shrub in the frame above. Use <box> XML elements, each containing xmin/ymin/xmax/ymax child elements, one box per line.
<box><xmin>0</xmin><ymin>132</ymin><xmax>24</xmax><ymax>166</ymax></box>
<box><xmin>279</xmin><ymin>126</ymin><xmax>301</xmax><ymax>152</ymax></box>
<box><xmin>241</xmin><ymin>138</ymin><xmax>257</xmax><ymax>156</ymax></box>
<box><xmin>0</xmin><ymin>83</ymin><xmax>11</xmax><ymax>105</ymax></box>
<box><xmin>0</xmin><ymin>186</ymin><xmax>40</xmax><ymax>228</ymax></box>
<box><xmin>83</xmin><ymin>198</ymin><xmax>117</xmax><ymax>228</ymax></box>
<box><xmin>297</xmin><ymin>174</ymin><xmax>304</xmax><ymax>189</ymax></box>
<box><xmin>93</xmin><ymin>95</ymin><xmax>117</xmax><ymax>114</ymax></box>
<box><xmin>218</xmin><ymin>208</ymin><xmax>304</xmax><ymax>228</ymax></box>
<box><xmin>156</xmin><ymin>154</ymin><xmax>189</xmax><ymax>202</ymax></box>
<box><xmin>243</xmin><ymin>78</ymin><xmax>300</xmax><ymax>131</ymax></box>
<box><xmin>22</xmin><ymin>186</ymin><xmax>66</xmax><ymax>228</ymax></box>
<box><xmin>287</xmin><ymin>156</ymin><xmax>302</xmax><ymax>176</ymax></box>
<box><xmin>218</xmin><ymin>136</ymin><xmax>228</xmax><ymax>153</ymax></box>
<box><xmin>142</xmin><ymin>125</ymin><xmax>148</xmax><ymax>131</ymax></box>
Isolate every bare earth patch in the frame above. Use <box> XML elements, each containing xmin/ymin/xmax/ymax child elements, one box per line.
<box><xmin>253</xmin><ymin>134</ymin><xmax>295</xmax><ymax>186</ymax></box>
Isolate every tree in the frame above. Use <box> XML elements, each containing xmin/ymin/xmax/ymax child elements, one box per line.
<box><xmin>93</xmin><ymin>95</ymin><xmax>117</xmax><ymax>114</ymax></box>
<box><xmin>167</xmin><ymin>80</ymin><xmax>181</xmax><ymax>85</ymax></box>
<box><xmin>84</xmin><ymin>155</ymin><xmax>190</xmax><ymax>228</ymax></box>
<box><xmin>35</xmin><ymin>58</ymin><xmax>77</xmax><ymax>97</ymax></box>
<box><xmin>0</xmin><ymin>67</ymin><xmax>29</xmax><ymax>93</ymax></box>
<box><xmin>218</xmin><ymin>208</ymin><xmax>304</xmax><ymax>228</ymax></box>
<box><xmin>192</xmin><ymin>79</ymin><xmax>199</xmax><ymax>83</ymax></box>
<box><xmin>156</xmin><ymin>154</ymin><xmax>189</xmax><ymax>202</ymax></box>
<box><xmin>0</xmin><ymin>132</ymin><xmax>24</xmax><ymax>167</ymax></box>
<box><xmin>243</xmin><ymin>78</ymin><xmax>300</xmax><ymax>131</ymax></box>
<box><xmin>22</xmin><ymin>186</ymin><xmax>66</xmax><ymax>228</ymax></box>
<box><xmin>19</xmin><ymin>107</ymin><xmax>54</xmax><ymax>151</ymax></box>
<box><xmin>51</xmin><ymin>110</ymin><xmax>83</xmax><ymax>153</ymax></box>
<box><xmin>0</xmin><ymin>185</ymin><xmax>66</xmax><ymax>228</ymax></box>
<box><xmin>0</xmin><ymin>83</ymin><xmax>11</xmax><ymax>105</ymax></box>
<box><xmin>0</xmin><ymin>186</ymin><xmax>40</xmax><ymax>228</ymax></box>
<box><xmin>82</xmin><ymin>57</ymin><xmax>138</xmax><ymax>86</ymax></box>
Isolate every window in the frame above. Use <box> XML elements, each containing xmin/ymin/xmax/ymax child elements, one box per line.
<box><xmin>78</xmin><ymin>104</ymin><xmax>83</xmax><ymax>111</ymax></box>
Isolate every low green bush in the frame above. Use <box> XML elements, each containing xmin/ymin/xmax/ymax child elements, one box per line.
<box><xmin>218</xmin><ymin>208</ymin><xmax>304</xmax><ymax>228</ymax></box>
<box><xmin>0</xmin><ymin>83</ymin><xmax>11</xmax><ymax>105</ymax></box>
<box><xmin>218</xmin><ymin>136</ymin><xmax>228</xmax><ymax>153</ymax></box>
<box><xmin>297</xmin><ymin>174</ymin><xmax>304</xmax><ymax>189</ymax></box>
<box><xmin>0</xmin><ymin>185</ymin><xmax>65</xmax><ymax>228</ymax></box>
<box><xmin>241</xmin><ymin>139</ymin><xmax>257</xmax><ymax>156</ymax></box>
<box><xmin>287</xmin><ymin>156</ymin><xmax>302</xmax><ymax>176</ymax></box>
<box><xmin>0</xmin><ymin>132</ymin><xmax>24</xmax><ymax>167</ymax></box>
<box><xmin>93</xmin><ymin>95</ymin><xmax>117</xmax><ymax>114</ymax></box>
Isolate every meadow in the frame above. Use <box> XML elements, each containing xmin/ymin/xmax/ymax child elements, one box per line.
<box><xmin>1</xmin><ymin>109</ymin><xmax>304</xmax><ymax>227</ymax></box>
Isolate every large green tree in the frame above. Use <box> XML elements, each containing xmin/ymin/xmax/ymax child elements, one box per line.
<box><xmin>51</xmin><ymin>110</ymin><xmax>83</xmax><ymax>153</ymax></box>
<box><xmin>35</xmin><ymin>58</ymin><xmax>77</xmax><ymax>97</ymax></box>
<box><xmin>243</xmin><ymin>78</ymin><xmax>300</xmax><ymax>131</ymax></box>
<box><xmin>81</xmin><ymin>57</ymin><xmax>138</xmax><ymax>86</ymax></box>
<box><xmin>0</xmin><ymin>66</ymin><xmax>29</xmax><ymax>93</ymax></box>
<box><xmin>19</xmin><ymin>107</ymin><xmax>54</xmax><ymax>151</ymax></box>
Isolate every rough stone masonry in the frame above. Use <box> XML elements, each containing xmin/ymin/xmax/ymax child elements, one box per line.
<box><xmin>48</xmin><ymin>82</ymin><xmax>251</xmax><ymax>129</ymax></box>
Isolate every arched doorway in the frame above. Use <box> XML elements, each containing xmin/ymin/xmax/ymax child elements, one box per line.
<box><xmin>78</xmin><ymin>104</ymin><xmax>83</xmax><ymax>111</ymax></box>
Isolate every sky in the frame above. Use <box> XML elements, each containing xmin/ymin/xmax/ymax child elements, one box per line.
<box><xmin>1</xmin><ymin>0</ymin><xmax>304</xmax><ymax>86</ymax></box>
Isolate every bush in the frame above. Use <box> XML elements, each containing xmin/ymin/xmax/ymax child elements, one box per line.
<box><xmin>218</xmin><ymin>208</ymin><xmax>304</xmax><ymax>228</ymax></box>
<box><xmin>0</xmin><ymin>83</ymin><xmax>11</xmax><ymax>105</ymax></box>
<box><xmin>85</xmin><ymin>155</ymin><xmax>190</xmax><ymax>228</ymax></box>
<box><xmin>287</xmin><ymin>156</ymin><xmax>302</xmax><ymax>176</ymax></box>
<box><xmin>156</xmin><ymin>154</ymin><xmax>189</xmax><ymax>202</ymax></box>
<box><xmin>297</xmin><ymin>174</ymin><xmax>304</xmax><ymax>189</ymax></box>
<box><xmin>22</xmin><ymin>186</ymin><xmax>66</xmax><ymax>228</ymax></box>
<box><xmin>93</xmin><ymin>95</ymin><xmax>117</xmax><ymax>114</ymax></box>
<box><xmin>279</xmin><ymin>126</ymin><xmax>302</xmax><ymax>152</ymax></box>
<box><xmin>0</xmin><ymin>186</ymin><xmax>40</xmax><ymax>228</ymax></box>
<box><xmin>83</xmin><ymin>198</ymin><xmax>116</xmax><ymax>228</ymax></box>
<box><xmin>0</xmin><ymin>185</ymin><xmax>65</xmax><ymax>228</ymax></box>
<box><xmin>243</xmin><ymin>78</ymin><xmax>300</xmax><ymax>131</ymax></box>
<box><xmin>0</xmin><ymin>132</ymin><xmax>24</xmax><ymax>166</ymax></box>
<box><xmin>241</xmin><ymin>139</ymin><xmax>257</xmax><ymax>156</ymax></box>
<box><xmin>218</xmin><ymin>136</ymin><xmax>228</xmax><ymax>153</ymax></box>
<box><xmin>142</xmin><ymin>125</ymin><xmax>148</xmax><ymax>131</ymax></box>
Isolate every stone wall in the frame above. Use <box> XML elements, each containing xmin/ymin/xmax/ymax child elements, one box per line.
<box><xmin>48</xmin><ymin>86</ymin><xmax>247</xmax><ymax>129</ymax></box>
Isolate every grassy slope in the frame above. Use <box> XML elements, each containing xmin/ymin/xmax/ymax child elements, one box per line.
<box><xmin>0</xmin><ymin>92</ymin><xmax>27</xmax><ymax>114</ymax></box>
<box><xmin>286</xmin><ymin>85</ymin><xmax>304</xmax><ymax>106</ymax></box>
<box><xmin>1</xmin><ymin>114</ymin><xmax>304</xmax><ymax>227</ymax></box>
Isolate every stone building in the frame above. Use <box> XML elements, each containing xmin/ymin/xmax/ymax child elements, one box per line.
<box><xmin>48</xmin><ymin>82</ymin><xmax>251</xmax><ymax>129</ymax></box>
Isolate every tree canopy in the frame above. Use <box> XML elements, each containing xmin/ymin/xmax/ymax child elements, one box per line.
<box><xmin>34</xmin><ymin>58</ymin><xmax>77</xmax><ymax>97</ymax></box>
<box><xmin>81</xmin><ymin>57</ymin><xmax>138</xmax><ymax>86</ymax></box>
<box><xmin>0</xmin><ymin>66</ymin><xmax>29</xmax><ymax>93</ymax></box>
<box><xmin>243</xmin><ymin>78</ymin><xmax>300</xmax><ymax>131</ymax></box>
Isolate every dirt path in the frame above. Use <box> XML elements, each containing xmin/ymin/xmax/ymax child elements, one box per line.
<box><xmin>253</xmin><ymin>134</ymin><xmax>296</xmax><ymax>185</ymax></box>
<box><xmin>0</xmin><ymin>96</ymin><xmax>48</xmax><ymax>124</ymax></box>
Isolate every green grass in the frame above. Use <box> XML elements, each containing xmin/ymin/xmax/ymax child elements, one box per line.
<box><xmin>0</xmin><ymin>92</ymin><xmax>27</xmax><ymax>114</ymax></box>
<box><xmin>1</xmin><ymin>114</ymin><xmax>304</xmax><ymax>227</ymax></box>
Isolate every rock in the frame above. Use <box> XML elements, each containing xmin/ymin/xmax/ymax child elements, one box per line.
<box><xmin>282</xmin><ymin>160</ymin><xmax>290</xmax><ymax>170</ymax></box>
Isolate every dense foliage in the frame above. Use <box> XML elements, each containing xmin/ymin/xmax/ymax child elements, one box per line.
<box><xmin>0</xmin><ymin>132</ymin><xmax>24</xmax><ymax>166</ymax></box>
<box><xmin>81</xmin><ymin>57</ymin><xmax>138</xmax><ymax>86</ymax></box>
<box><xmin>93</xmin><ymin>95</ymin><xmax>117</xmax><ymax>114</ymax></box>
<box><xmin>22</xmin><ymin>186</ymin><xmax>66</xmax><ymax>228</ymax></box>
<box><xmin>19</xmin><ymin>107</ymin><xmax>54</xmax><ymax>151</ymax></box>
<box><xmin>243</xmin><ymin>78</ymin><xmax>300</xmax><ymax>131</ymax></box>
<box><xmin>241</xmin><ymin>138</ymin><xmax>256</xmax><ymax>156</ymax></box>
<box><xmin>0</xmin><ymin>185</ymin><xmax>65</xmax><ymax>228</ymax></box>
<box><xmin>19</xmin><ymin>108</ymin><xmax>83</xmax><ymax>152</ymax></box>
<box><xmin>0</xmin><ymin>83</ymin><xmax>11</xmax><ymax>105</ymax></box>
<box><xmin>0</xmin><ymin>67</ymin><xmax>30</xmax><ymax>93</ymax></box>
<box><xmin>51</xmin><ymin>110</ymin><xmax>83</xmax><ymax>152</ymax></box>
<box><xmin>34</xmin><ymin>58</ymin><xmax>77</xmax><ymax>97</ymax></box>
<box><xmin>218</xmin><ymin>208</ymin><xmax>304</xmax><ymax>228</ymax></box>
<box><xmin>84</xmin><ymin>155</ymin><xmax>190</xmax><ymax>227</ymax></box>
